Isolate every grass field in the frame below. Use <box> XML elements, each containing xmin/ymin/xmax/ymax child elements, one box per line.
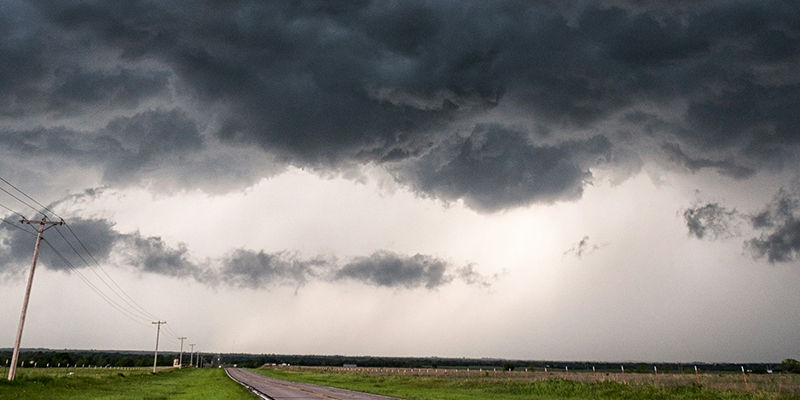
<box><xmin>0</xmin><ymin>366</ymin><xmax>257</xmax><ymax>399</ymax></box>
<box><xmin>253</xmin><ymin>366</ymin><xmax>800</xmax><ymax>400</ymax></box>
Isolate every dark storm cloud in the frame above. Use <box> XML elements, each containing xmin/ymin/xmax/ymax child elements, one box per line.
<box><xmin>685</xmin><ymin>185</ymin><xmax>800</xmax><ymax>263</ymax></box>
<box><xmin>394</xmin><ymin>124</ymin><xmax>612</xmax><ymax>212</ymax></box>
<box><xmin>120</xmin><ymin>234</ymin><xmax>201</xmax><ymax>278</ymax></box>
<box><xmin>0</xmin><ymin>0</ymin><xmax>171</xmax><ymax>117</ymax></box>
<box><xmin>47</xmin><ymin>68</ymin><xmax>170</xmax><ymax>116</ymax></box>
<box><xmin>0</xmin><ymin>217</ymin><xmax>119</xmax><ymax>275</ymax></box>
<box><xmin>0</xmin><ymin>109</ymin><xmax>204</xmax><ymax>186</ymax></box>
<box><xmin>100</xmin><ymin>109</ymin><xmax>204</xmax><ymax>184</ymax></box>
<box><xmin>334</xmin><ymin>251</ymin><xmax>451</xmax><ymax>289</ymax></box>
<box><xmin>682</xmin><ymin>203</ymin><xmax>741</xmax><ymax>240</ymax></box>
<box><xmin>0</xmin><ymin>214</ymin><xmax>485</xmax><ymax>290</ymax></box>
<box><xmin>1</xmin><ymin>0</ymin><xmax>797</xmax><ymax>210</ymax></box>
<box><xmin>219</xmin><ymin>249</ymin><xmax>327</xmax><ymax>289</ymax></box>
<box><xmin>662</xmin><ymin>142</ymin><xmax>755</xmax><ymax>180</ymax></box>
<box><xmin>747</xmin><ymin>187</ymin><xmax>800</xmax><ymax>263</ymax></box>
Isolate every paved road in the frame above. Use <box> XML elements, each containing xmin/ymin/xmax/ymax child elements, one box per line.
<box><xmin>225</xmin><ymin>368</ymin><xmax>401</xmax><ymax>400</ymax></box>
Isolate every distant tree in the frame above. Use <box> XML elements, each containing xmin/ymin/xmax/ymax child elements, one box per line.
<box><xmin>115</xmin><ymin>357</ymin><xmax>134</xmax><ymax>367</ymax></box>
<box><xmin>502</xmin><ymin>363</ymin><xmax>515</xmax><ymax>371</ymax></box>
<box><xmin>528</xmin><ymin>365</ymin><xmax>535</xmax><ymax>372</ymax></box>
<box><xmin>782</xmin><ymin>359</ymin><xmax>800</xmax><ymax>374</ymax></box>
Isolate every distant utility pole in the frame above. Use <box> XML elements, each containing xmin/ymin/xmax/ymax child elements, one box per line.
<box><xmin>189</xmin><ymin>344</ymin><xmax>195</xmax><ymax>367</ymax></box>
<box><xmin>152</xmin><ymin>321</ymin><xmax>166</xmax><ymax>373</ymax></box>
<box><xmin>178</xmin><ymin>337</ymin><xmax>187</xmax><ymax>369</ymax></box>
<box><xmin>8</xmin><ymin>216</ymin><xmax>63</xmax><ymax>381</ymax></box>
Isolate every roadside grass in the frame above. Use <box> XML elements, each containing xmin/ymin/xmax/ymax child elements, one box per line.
<box><xmin>0</xmin><ymin>367</ymin><xmax>257</xmax><ymax>399</ymax></box>
<box><xmin>253</xmin><ymin>368</ymin><xmax>800</xmax><ymax>400</ymax></box>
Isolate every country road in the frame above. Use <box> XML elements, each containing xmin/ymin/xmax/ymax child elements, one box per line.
<box><xmin>225</xmin><ymin>368</ymin><xmax>402</xmax><ymax>400</ymax></box>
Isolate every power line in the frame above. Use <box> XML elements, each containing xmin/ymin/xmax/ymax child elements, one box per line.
<box><xmin>0</xmin><ymin>201</ymin><xmax>27</xmax><ymax>219</ymax></box>
<box><xmin>0</xmin><ymin>186</ymin><xmax>46</xmax><ymax>218</ymax></box>
<box><xmin>0</xmin><ymin>175</ymin><xmax>163</xmax><ymax>322</ymax></box>
<box><xmin>0</xmin><ymin>176</ymin><xmax>188</xmax><ymax>353</ymax></box>
<box><xmin>61</xmin><ymin>223</ymin><xmax>160</xmax><ymax>321</ymax></box>
<box><xmin>0</xmin><ymin>175</ymin><xmax>60</xmax><ymax>219</ymax></box>
<box><xmin>41</xmin><ymin>239</ymin><xmax>151</xmax><ymax>327</ymax></box>
<box><xmin>1</xmin><ymin>218</ymin><xmax>38</xmax><ymax>237</ymax></box>
<box><xmin>52</xmin><ymin>227</ymin><xmax>157</xmax><ymax>322</ymax></box>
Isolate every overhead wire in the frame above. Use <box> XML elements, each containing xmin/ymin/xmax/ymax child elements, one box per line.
<box><xmin>0</xmin><ymin>201</ymin><xmax>28</xmax><ymax>219</ymax></box>
<box><xmin>0</xmin><ymin>201</ymin><xmax>38</xmax><ymax>236</ymax></box>
<box><xmin>53</xmin><ymin>227</ymin><xmax>158</xmax><ymax>322</ymax></box>
<box><xmin>0</xmin><ymin>175</ymin><xmax>60</xmax><ymax>219</ymax></box>
<box><xmin>61</xmin><ymin>224</ymin><xmax>160</xmax><ymax>321</ymax></box>
<box><xmin>41</xmin><ymin>239</ymin><xmax>152</xmax><ymax>327</ymax></box>
<box><xmin>0</xmin><ymin>175</ymin><xmax>185</xmax><ymax>338</ymax></box>
<box><xmin>0</xmin><ymin>174</ymin><xmax>163</xmax><ymax>322</ymax></box>
<box><xmin>1</xmin><ymin>218</ymin><xmax>38</xmax><ymax>237</ymax></box>
<box><xmin>0</xmin><ymin>186</ymin><xmax>46</xmax><ymax>218</ymax></box>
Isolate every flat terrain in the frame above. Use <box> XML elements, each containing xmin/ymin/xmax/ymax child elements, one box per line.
<box><xmin>0</xmin><ymin>366</ymin><xmax>257</xmax><ymax>399</ymax></box>
<box><xmin>3</xmin><ymin>364</ymin><xmax>800</xmax><ymax>399</ymax></box>
<box><xmin>227</xmin><ymin>367</ymin><xmax>399</xmax><ymax>399</ymax></box>
<box><xmin>253</xmin><ymin>367</ymin><xmax>800</xmax><ymax>400</ymax></box>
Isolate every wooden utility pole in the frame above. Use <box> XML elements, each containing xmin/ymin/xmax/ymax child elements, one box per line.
<box><xmin>7</xmin><ymin>216</ymin><xmax>63</xmax><ymax>381</ymax></box>
<box><xmin>178</xmin><ymin>337</ymin><xmax>186</xmax><ymax>368</ymax></box>
<box><xmin>152</xmin><ymin>321</ymin><xmax>166</xmax><ymax>373</ymax></box>
<box><xmin>189</xmin><ymin>344</ymin><xmax>195</xmax><ymax>367</ymax></box>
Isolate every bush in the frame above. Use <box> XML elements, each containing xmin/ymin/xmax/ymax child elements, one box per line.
<box><xmin>782</xmin><ymin>359</ymin><xmax>800</xmax><ymax>374</ymax></box>
<box><xmin>502</xmin><ymin>363</ymin><xmax>515</xmax><ymax>371</ymax></box>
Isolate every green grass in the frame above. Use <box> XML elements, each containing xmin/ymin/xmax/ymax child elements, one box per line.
<box><xmin>0</xmin><ymin>367</ymin><xmax>257</xmax><ymax>399</ymax></box>
<box><xmin>252</xmin><ymin>368</ymin><xmax>800</xmax><ymax>400</ymax></box>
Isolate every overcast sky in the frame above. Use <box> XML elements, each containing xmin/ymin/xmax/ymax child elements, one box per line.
<box><xmin>1</xmin><ymin>0</ymin><xmax>799</xmax><ymax>363</ymax></box>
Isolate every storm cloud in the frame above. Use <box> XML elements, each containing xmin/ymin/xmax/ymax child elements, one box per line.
<box><xmin>684</xmin><ymin>186</ymin><xmax>800</xmax><ymax>263</ymax></box>
<box><xmin>683</xmin><ymin>202</ymin><xmax>741</xmax><ymax>240</ymax></box>
<box><xmin>748</xmin><ymin>187</ymin><xmax>800</xmax><ymax>263</ymax></box>
<box><xmin>0</xmin><ymin>215</ymin><xmax>484</xmax><ymax>290</ymax></box>
<box><xmin>0</xmin><ymin>0</ymin><xmax>797</xmax><ymax>211</ymax></box>
<box><xmin>394</xmin><ymin>125</ymin><xmax>612</xmax><ymax>212</ymax></box>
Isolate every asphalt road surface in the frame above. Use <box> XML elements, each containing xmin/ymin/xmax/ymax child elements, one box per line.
<box><xmin>225</xmin><ymin>368</ymin><xmax>402</xmax><ymax>400</ymax></box>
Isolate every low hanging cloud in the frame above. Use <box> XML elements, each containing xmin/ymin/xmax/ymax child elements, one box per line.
<box><xmin>684</xmin><ymin>185</ymin><xmax>800</xmax><ymax>263</ymax></box>
<box><xmin>682</xmin><ymin>202</ymin><xmax>741</xmax><ymax>240</ymax></box>
<box><xmin>334</xmin><ymin>251</ymin><xmax>495</xmax><ymax>289</ymax></box>
<box><xmin>747</xmin><ymin>188</ymin><xmax>800</xmax><ymax>263</ymax></box>
<box><xmin>219</xmin><ymin>249</ymin><xmax>328</xmax><ymax>290</ymax></box>
<box><xmin>0</xmin><ymin>216</ymin><xmax>489</xmax><ymax>290</ymax></box>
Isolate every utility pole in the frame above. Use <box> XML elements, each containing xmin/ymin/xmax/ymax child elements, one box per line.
<box><xmin>189</xmin><ymin>344</ymin><xmax>195</xmax><ymax>367</ymax></box>
<box><xmin>152</xmin><ymin>321</ymin><xmax>166</xmax><ymax>373</ymax></box>
<box><xmin>8</xmin><ymin>216</ymin><xmax>63</xmax><ymax>381</ymax></box>
<box><xmin>178</xmin><ymin>337</ymin><xmax>186</xmax><ymax>369</ymax></box>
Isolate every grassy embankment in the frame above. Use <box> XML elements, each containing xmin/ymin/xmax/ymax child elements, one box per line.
<box><xmin>253</xmin><ymin>367</ymin><xmax>800</xmax><ymax>400</ymax></box>
<box><xmin>0</xmin><ymin>367</ymin><xmax>257</xmax><ymax>399</ymax></box>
